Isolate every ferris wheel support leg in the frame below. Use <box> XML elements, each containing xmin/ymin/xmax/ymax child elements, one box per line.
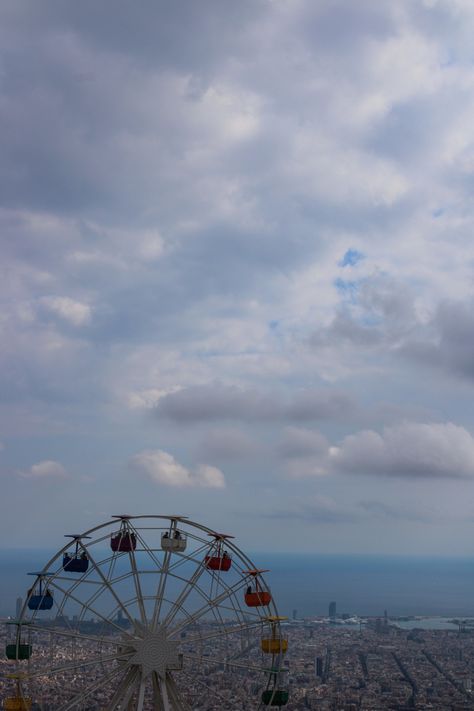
<box><xmin>165</xmin><ymin>674</ymin><xmax>190</xmax><ymax>711</ymax></box>
<box><xmin>151</xmin><ymin>672</ymin><xmax>165</xmax><ymax>711</ymax></box>
<box><xmin>136</xmin><ymin>673</ymin><xmax>146</xmax><ymax>711</ymax></box>
<box><xmin>103</xmin><ymin>667</ymin><xmax>139</xmax><ymax>710</ymax></box>
<box><xmin>158</xmin><ymin>673</ymin><xmax>172</xmax><ymax>711</ymax></box>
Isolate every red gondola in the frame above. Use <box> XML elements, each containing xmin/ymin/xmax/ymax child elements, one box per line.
<box><xmin>110</xmin><ymin>531</ymin><xmax>137</xmax><ymax>552</ymax></box>
<box><xmin>110</xmin><ymin>515</ymin><xmax>137</xmax><ymax>552</ymax></box>
<box><xmin>205</xmin><ymin>553</ymin><xmax>232</xmax><ymax>571</ymax></box>
<box><xmin>204</xmin><ymin>532</ymin><xmax>234</xmax><ymax>572</ymax></box>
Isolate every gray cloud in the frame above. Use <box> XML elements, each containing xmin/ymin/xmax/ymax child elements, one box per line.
<box><xmin>196</xmin><ymin>427</ymin><xmax>262</xmax><ymax>462</ymax></box>
<box><xmin>154</xmin><ymin>384</ymin><xmax>356</xmax><ymax>424</ymax></box>
<box><xmin>357</xmin><ymin>500</ymin><xmax>445</xmax><ymax>524</ymax></box>
<box><xmin>278</xmin><ymin>427</ymin><xmax>330</xmax><ymax>459</ymax></box>
<box><xmin>263</xmin><ymin>496</ymin><xmax>358</xmax><ymax>524</ymax></box>
<box><xmin>331</xmin><ymin>422</ymin><xmax>474</xmax><ymax>480</ymax></box>
<box><xmin>400</xmin><ymin>300</ymin><xmax>474</xmax><ymax>380</ymax></box>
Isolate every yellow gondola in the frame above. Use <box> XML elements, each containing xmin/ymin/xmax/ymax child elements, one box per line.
<box><xmin>3</xmin><ymin>676</ymin><xmax>32</xmax><ymax>711</ymax></box>
<box><xmin>261</xmin><ymin>616</ymin><xmax>288</xmax><ymax>654</ymax></box>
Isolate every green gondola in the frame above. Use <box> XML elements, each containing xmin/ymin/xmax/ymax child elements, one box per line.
<box><xmin>261</xmin><ymin>689</ymin><xmax>289</xmax><ymax>706</ymax></box>
<box><xmin>5</xmin><ymin>643</ymin><xmax>32</xmax><ymax>661</ymax></box>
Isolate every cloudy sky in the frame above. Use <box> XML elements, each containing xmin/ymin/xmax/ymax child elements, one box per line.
<box><xmin>3</xmin><ymin>0</ymin><xmax>474</xmax><ymax>554</ymax></box>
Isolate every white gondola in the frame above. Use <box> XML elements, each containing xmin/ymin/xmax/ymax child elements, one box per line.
<box><xmin>161</xmin><ymin>531</ymin><xmax>187</xmax><ymax>552</ymax></box>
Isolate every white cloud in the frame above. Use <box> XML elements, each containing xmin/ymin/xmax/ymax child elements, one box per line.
<box><xmin>41</xmin><ymin>296</ymin><xmax>91</xmax><ymax>326</ymax></box>
<box><xmin>131</xmin><ymin>449</ymin><xmax>225</xmax><ymax>489</ymax></box>
<box><xmin>19</xmin><ymin>460</ymin><xmax>68</xmax><ymax>480</ymax></box>
<box><xmin>196</xmin><ymin>464</ymin><xmax>226</xmax><ymax>489</ymax></box>
<box><xmin>127</xmin><ymin>387</ymin><xmax>181</xmax><ymax>410</ymax></box>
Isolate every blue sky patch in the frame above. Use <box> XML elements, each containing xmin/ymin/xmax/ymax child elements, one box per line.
<box><xmin>339</xmin><ymin>248</ymin><xmax>364</xmax><ymax>267</ymax></box>
<box><xmin>334</xmin><ymin>277</ymin><xmax>359</xmax><ymax>303</ymax></box>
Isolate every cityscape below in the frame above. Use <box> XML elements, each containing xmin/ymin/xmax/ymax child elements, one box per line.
<box><xmin>2</xmin><ymin>601</ymin><xmax>474</xmax><ymax>709</ymax></box>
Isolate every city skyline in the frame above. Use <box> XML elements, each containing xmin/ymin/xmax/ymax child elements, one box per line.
<box><xmin>2</xmin><ymin>1</ymin><xmax>474</xmax><ymax>554</ymax></box>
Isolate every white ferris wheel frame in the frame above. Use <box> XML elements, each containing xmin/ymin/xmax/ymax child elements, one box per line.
<box><xmin>5</xmin><ymin>515</ymin><xmax>288</xmax><ymax>711</ymax></box>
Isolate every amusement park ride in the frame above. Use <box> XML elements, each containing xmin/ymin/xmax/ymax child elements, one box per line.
<box><xmin>2</xmin><ymin>515</ymin><xmax>290</xmax><ymax>710</ymax></box>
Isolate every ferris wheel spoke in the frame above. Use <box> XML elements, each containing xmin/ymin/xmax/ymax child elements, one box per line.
<box><xmin>127</xmin><ymin>541</ymin><xmax>147</xmax><ymax>626</ymax></box>
<box><xmin>24</xmin><ymin>650</ymin><xmax>128</xmax><ymax>680</ymax></box>
<box><xmin>103</xmin><ymin>667</ymin><xmax>140</xmax><ymax>711</ymax></box>
<box><xmin>182</xmin><ymin>652</ymin><xmax>266</xmax><ymax>674</ymax></box>
<box><xmin>46</xmin><ymin>578</ymin><xmax>134</xmax><ymax>637</ymax></box>
<box><xmin>169</xmin><ymin>577</ymin><xmax>248</xmax><ymax>637</ymax></box>
<box><xmin>182</xmin><ymin>618</ymin><xmax>264</xmax><ymax>644</ymax></box>
<box><xmin>151</xmin><ymin>548</ymin><xmax>171</xmax><ymax>629</ymax></box>
<box><xmin>162</xmin><ymin>559</ymin><xmax>209</xmax><ymax>627</ymax></box>
<box><xmin>79</xmin><ymin>541</ymin><xmax>137</xmax><ymax>630</ymax></box>
<box><xmin>166</xmin><ymin>540</ymin><xmax>209</xmax><ymax>574</ymax></box>
<box><xmin>24</xmin><ymin>622</ymin><xmax>123</xmax><ymax>647</ymax></box>
<box><xmin>57</xmin><ymin>662</ymin><xmax>125</xmax><ymax>711</ymax></box>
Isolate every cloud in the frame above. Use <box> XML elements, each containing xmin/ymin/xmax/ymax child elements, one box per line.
<box><xmin>278</xmin><ymin>427</ymin><xmax>329</xmax><ymax>458</ymax></box>
<box><xmin>154</xmin><ymin>384</ymin><xmax>356</xmax><ymax>424</ymax></box>
<box><xmin>40</xmin><ymin>296</ymin><xmax>92</xmax><ymax>326</ymax></box>
<box><xmin>400</xmin><ymin>299</ymin><xmax>474</xmax><ymax>381</ymax></box>
<box><xmin>155</xmin><ymin>384</ymin><xmax>277</xmax><ymax>422</ymax></box>
<box><xmin>330</xmin><ymin>422</ymin><xmax>474</xmax><ymax>479</ymax></box>
<box><xmin>130</xmin><ymin>449</ymin><xmax>225</xmax><ymax>488</ymax></box>
<box><xmin>264</xmin><ymin>495</ymin><xmax>358</xmax><ymax>524</ymax></box>
<box><xmin>196</xmin><ymin>427</ymin><xmax>261</xmax><ymax>461</ymax></box>
<box><xmin>357</xmin><ymin>500</ymin><xmax>444</xmax><ymax>523</ymax></box>
<box><xmin>262</xmin><ymin>496</ymin><xmax>447</xmax><ymax>525</ymax></box>
<box><xmin>278</xmin><ymin>427</ymin><xmax>330</xmax><ymax>478</ymax></box>
<box><xmin>19</xmin><ymin>460</ymin><xmax>68</xmax><ymax>479</ymax></box>
<box><xmin>195</xmin><ymin>464</ymin><xmax>225</xmax><ymax>489</ymax></box>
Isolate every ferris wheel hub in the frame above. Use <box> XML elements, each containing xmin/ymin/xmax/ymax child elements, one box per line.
<box><xmin>125</xmin><ymin>624</ymin><xmax>182</xmax><ymax>679</ymax></box>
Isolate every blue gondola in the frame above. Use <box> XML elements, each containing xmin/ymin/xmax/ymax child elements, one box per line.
<box><xmin>62</xmin><ymin>534</ymin><xmax>91</xmax><ymax>573</ymax></box>
<box><xmin>28</xmin><ymin>591</ymin><xmax>53</xmax><ymax>611</ymax></box>
<box><xmin>62</xmin><ymin>553</ymin><xmax>89</xmax><ymax>573</ymax></box>
<box><xmin>27</xmin><ymin>574</ymin><xmax>54</xmax><ymax>610</ymax></box>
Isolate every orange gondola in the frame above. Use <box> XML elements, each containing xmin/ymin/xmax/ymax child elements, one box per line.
<box><xmin>244</xmin><ymin>569</ymin><xmax>272</xmax><ymax>607</ymax></box>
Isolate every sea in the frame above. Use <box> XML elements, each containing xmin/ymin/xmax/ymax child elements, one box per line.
<box><xmin>1</xmin><ymin>549</ymin><xmax>473</xmax><ymax>622</ymax></box>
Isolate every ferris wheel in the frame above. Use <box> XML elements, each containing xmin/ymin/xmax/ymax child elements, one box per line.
<box><xmin>3</xmin><ymin>515</ymin><xmax>289</xmax><ymax>710</ymax></box>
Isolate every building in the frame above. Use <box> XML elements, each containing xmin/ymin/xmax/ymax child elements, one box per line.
<box><xmin>329</xmin><ymin>601</ymin><xmax>336</xmax><ymax>619</ymax></box>
<box><xmin>315</xmin><ymin>656</ymin><xmax>324</xmax><ymax>677</ymax></box>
